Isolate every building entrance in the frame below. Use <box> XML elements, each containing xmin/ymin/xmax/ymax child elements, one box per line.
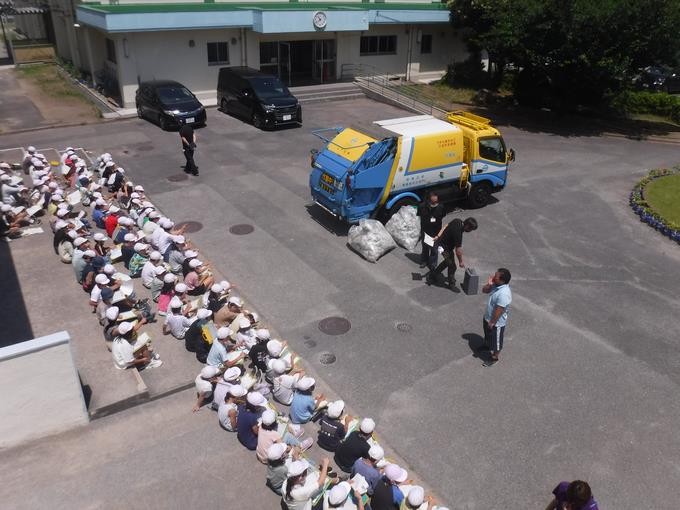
<box><xmin>260</xmin><ymin>39</ymin><xmax>336</xmax><ymax>86</ymax></box>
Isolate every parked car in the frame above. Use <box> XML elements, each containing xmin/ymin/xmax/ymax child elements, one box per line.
<box><xmin>136</xmin><ymin>80</ymin><xmax>206</xmax><ymax>130</ymax></box>
<box><xmin>634</xmin><ymin>66</ymin><xmax>680</xmax><ymax>94</ymax></box>
<box><xmin>217</xmin><ymin>67</ymin><xmax>301</xmax><ymax>129</ymax></box>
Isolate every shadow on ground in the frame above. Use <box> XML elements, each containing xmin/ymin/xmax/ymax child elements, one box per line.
<box><xmin>0</xmin><ymin>239</ymin><xmax>33</xmax><ymax>347</ymax></box>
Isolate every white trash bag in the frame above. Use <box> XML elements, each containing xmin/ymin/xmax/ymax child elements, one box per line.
<box><xmin>385</xmin><ymin>205</ymin><xmax>421</xmax><ymax>251</ymax></box>
<box><xmin>348</xmin><ymin>219</ymin><xmax>396</xmax><ymax>263</ymax></box>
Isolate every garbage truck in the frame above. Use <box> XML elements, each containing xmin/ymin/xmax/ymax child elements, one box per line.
<box><xmin>309</xmin><ymin>111</ymin><xmax>514</xmax><ymax>224</ymax></box>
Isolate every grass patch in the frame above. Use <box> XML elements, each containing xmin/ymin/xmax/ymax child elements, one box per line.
<box><xmin>629</xmin><ymin>113</ymin><xmax>680</xmax><ymax>128</ymax></box>
<box><xmin>393</xmin><ymin>82</ymin><xmax>477</xmax><ymax>109</ymax></box>
<box><xmin>645</xmin><ymin>174</ymin><xmax>680</xmax><ymax>225</ymax></box>
<box><xmin>17</xmin><ymin>64</ymin><xmax>83</xmax><ymax>99</ymax></box>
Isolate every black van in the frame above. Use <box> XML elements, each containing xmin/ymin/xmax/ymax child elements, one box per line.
<box><xmin>136</xmin><ymin>80</ymin><xmax>206</xmax><ymax>130</ymax></box>
<box><xmin>217</xmin><ymin>67</ymin><xmax>301</xmax><ymax>129</ymax></box>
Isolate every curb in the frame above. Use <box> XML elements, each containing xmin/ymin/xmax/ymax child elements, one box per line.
<box><xmin>629</xmin><ymin>168</ymin><xmax>680</xmax><ymax>243</ymax></box>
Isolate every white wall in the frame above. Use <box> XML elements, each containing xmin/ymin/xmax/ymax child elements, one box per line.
<box><xmin>0</xmin><ymin>331</ymin><xmax>89</xmax><ymax>449</ymax></box>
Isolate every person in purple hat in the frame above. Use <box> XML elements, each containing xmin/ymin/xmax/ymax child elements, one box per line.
<box><xmin>546</xmin><ymin>480</ymin><xmax>598</xmax><ymax>510</ymax></box>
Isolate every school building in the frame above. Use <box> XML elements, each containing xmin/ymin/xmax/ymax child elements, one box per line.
<box><xmin>46</xmin><ymin>0</ymin><xmax>467</xmax><ymax>108</ymax></box>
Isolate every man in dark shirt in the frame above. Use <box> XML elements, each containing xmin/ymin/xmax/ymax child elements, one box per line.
<box><xmin>417</xmin><ymin>191</ymin><xmax>445</xmax><ymax>270</ymax></box>
<box><xmin>426</xmin><ymin>217</ymin><xmax>478</xmax><ymax>292</ymax></box>
<box><xmin>179</xmin><ymin>123</ymin><xmax>198</xmax><ymax>175</ymax></box>
<box><xmin>333</xmin><ymin>417</ymin><xmax>374</xmax><ymax>472</ymax></box>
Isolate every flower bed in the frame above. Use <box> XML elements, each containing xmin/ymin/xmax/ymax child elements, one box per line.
<box><xmin>629</xmin><ymin>167</ymin><xmax>680</xmax><ymax>243</ymax></box>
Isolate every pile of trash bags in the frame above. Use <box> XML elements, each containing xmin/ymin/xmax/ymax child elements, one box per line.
<box><xmin>348</xmin><ymin>206</ymin><xmax>420</xmax><ymax>263</ymax></box>
<box><xmin>348</xmin><ymin>219</ymin><xmax>396</xmax><ymax>263</ymax></box>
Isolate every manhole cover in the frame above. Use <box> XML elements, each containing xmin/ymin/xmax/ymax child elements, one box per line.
<box><xmin>229</xmin><ymin>224</ymin><xmax>255</xmax><ymax>235</ymax></box>
<box><xmin>304</xmin><ymin>339</ymin><xmax>317</xmax><ymax>349</ymax></box>
<box><xmin>318</xmin><ymin>352</ymin><xmax>336</xmax><ymax>365</ymax></box>
<box><xmin>167</xmin><ymin>173</ymin><xmax>189</xmax><ymax>182</ymax></box>
<box><xmin>318</xmin><ymin>317</ymin><xmax>351</xmax><ymax>335</ymax></box>
<box><xmin>396</xmin><ymin>322</ymin><xmax>412</xmax><ymax>333</ymax></box>
<box><xmin>175</xmin><ymin>221</ymin><xmax>203</xmax><ymax>233</ymax></box>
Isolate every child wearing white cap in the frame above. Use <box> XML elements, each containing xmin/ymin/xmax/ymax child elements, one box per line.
<box><xmin>192</xmin><ymin>365</ymin><xmax>220</xmax><ymax>412</ymax></box>
<box><xmin>184</xmin><ymin>257</ymin><xmax>214</xmax><ymax>296</ymax></box>
<box><xmin>266</xmin><ymin>442</ymin><xmax>298</xmax><ymax>495</ymax></box>
<box><xmin>281</xmin><ymin>457</ymin><xmax>332</xmax><ymax>510</ymax></box>
<box><xmin>289</xmin><ymin>377</ymin><xmax>325</xmax><ymax>425</ymax></box>
<box><xmin>236</xmin><ymin>391</ymin><xmax>268</xmax><ymax>450</ymax></box>
<box><xmin>256</xmin><ymin>409</ymin><xmax>313</xmax><ymax>464</ymax></box>
<box><xmin>323</xmin><ymin>480</ymin><xmax>364</xmax><ymax>510</ymax></box>
<box><xmin>163</xmin><ymin>296</ymin><xmax>192</xmax><ymax>340</ymax></box>
<box><xmin>112</xmin><ymin>321</ymin><xmax>161</xmax><ymax>370</ymax></box>
<box><xmin>269</xmin><ymin>359</ymin><xmax>304</xmax><ymax>406</ymax></box>
<box><xmin>217</xmin><ymin>383</ymin><xmax>247</xmax><ymax>432</ymax></box>
<box><xmin>334</xmin><ymin>418</ymin><xmax>376</xmax><ymax>473</ymax></box>
<box><xmin>317</xmin><ymin>400</ymin><xmax>352</xmax><ymax>453</ymax></box>
<box><xmin>141</xmin><ymin>250</ymin><xmax>162</xmax><ymax>288</ymax></box>
<box><xmin>211</xmin><ymin>366</ymin><xmax>241</xmax><ymax>411</ymax></box>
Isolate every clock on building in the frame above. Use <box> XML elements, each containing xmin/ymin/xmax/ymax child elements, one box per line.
<box><xmin>313</xmin><ymin>11</ymin><xmax>328</xmax><ymax>29</ymax></box>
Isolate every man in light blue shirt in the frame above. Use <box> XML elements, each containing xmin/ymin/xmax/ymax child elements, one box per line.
<box><xmin>206</xmin><ymin>327</ymin><xmax>245</xmax><ymax>367</ymax></box>
<box><xmin>482</xmin><ymin>268</ymin><xmax>512</xmax><ymax>367</ymax></box>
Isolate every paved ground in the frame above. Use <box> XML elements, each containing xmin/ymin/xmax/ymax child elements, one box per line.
<box><xmin>2</xmin><ymin>98</ymin><xmax>680</xmax><ymax>509</ymax></box>
<box><xmin>0</xmin><ymin>68</ymin><xmax>46</xmax><ymax>132</ymax></box>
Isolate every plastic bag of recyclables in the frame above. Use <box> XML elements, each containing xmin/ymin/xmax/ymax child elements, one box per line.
<box><xmin>385</xmin><ymin>205</ymin><xmax>421</xmax><ymax>251</ymax></box>
<box><xmin>348</xmin><ymin>219</ymin><xmax>397</xmax><ymax>263</ymax></box>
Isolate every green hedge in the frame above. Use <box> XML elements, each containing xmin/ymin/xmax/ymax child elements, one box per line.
<box><xmin>609</xmin><ymin>90</ymin><xmax>680</xmax><ymax>123</ymax></box>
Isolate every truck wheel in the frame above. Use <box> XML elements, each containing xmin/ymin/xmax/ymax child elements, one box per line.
<box><xmin>381</xmin><ymin>196</ymin><xmax>419</xmax><ymax>223</ymax></box>
<box><xmin>467</xmin><ymin>182</ymin><xmax>491</xmax><ymax>209</ymax></box>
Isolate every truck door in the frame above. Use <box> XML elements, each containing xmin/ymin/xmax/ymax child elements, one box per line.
<box><xmin>473</xmin><ymin>136</ymin><xmax>508</xmax><ymax>187</ymax></box>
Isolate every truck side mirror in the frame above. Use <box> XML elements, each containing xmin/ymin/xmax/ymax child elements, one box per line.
<box><xmin>508</xmin><ymin>148</ymin><xmax>516</xmax><ymax>162</ymax></box>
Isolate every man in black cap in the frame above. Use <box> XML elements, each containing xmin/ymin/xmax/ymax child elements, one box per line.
<box><xmin>179</xmin><ymin>123</ymin><xmax>198</xmax><ymax>176</ymax></box>
<box><xmin>426</xmin><ymin>217</ymin><xmax>478</xmax><ymax>292</ymax></box>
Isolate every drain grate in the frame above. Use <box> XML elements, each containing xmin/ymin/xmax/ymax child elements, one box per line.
<box><xmin>318</xmin><ymin>352</ymin><xmax>336</xmax><ymax>365</ymax></box>
<box><xmin>318</xmin><ymin>317</ymin><xmax>351</xmax><ymax>336</ymax></box>
<box><xmin>167</xmin><ymin>173</ymin><xmax>189</xmax><ymax>182</ymax></box>
<box><xmin>175</xmin><ymin>221</ymin><xmax>203</xmax><ymax>233</ymax></box>
<box><xmin>396</xmin><ymin>322</ymin><xmax>412</xmax><ymax>333</ymax></box>
<box><xmin>229</xmin><ymin>224</ymin><xmax>255</xmax><ymax>235</ymax></box>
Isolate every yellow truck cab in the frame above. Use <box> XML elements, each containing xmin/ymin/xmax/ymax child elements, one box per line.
<box><xmin>309</xmin><ymin>112</ymin><xmax>514</xmax><ymax>223</ymax></box>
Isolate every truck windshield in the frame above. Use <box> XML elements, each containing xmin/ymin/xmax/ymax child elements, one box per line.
<box><xmin>355</xmin><ymin>138</ymin><xmax>397</xmax><ymax>170</ymax></box>
<box><xmin>479</xmin><ymin>137</ymin><xmax>506</xmax><ymax>163</ymax></box>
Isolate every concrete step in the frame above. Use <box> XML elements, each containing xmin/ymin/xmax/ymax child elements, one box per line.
<box><xmin>293</xmin><ymin>83</ymin><xmax>364</xmax><ymax>104</ymax></box>
<box><xmin>299</xmin><ymin>91</ymin><xmax>365</xmax><ymax>104</ymax></box>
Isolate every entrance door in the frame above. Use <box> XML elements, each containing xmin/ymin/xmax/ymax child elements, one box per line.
<box><xmin>312</xmin><ymin>39</ymin><xmax>336</xmax><ymax>84</ymax></box>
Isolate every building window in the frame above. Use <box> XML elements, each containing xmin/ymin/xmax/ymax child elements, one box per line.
<box><xmin>106</xmin><ymin>38</ymin><xmax>116</xmax><ymax>64</ymax></box>
<box><xmin>360</xmin><ymin>35</ymin><xmax>397</xmax><ymax>56</ymax></box>
<box><xmin>207</xmin><ymin>42</ymin><xmax>229</xmax><ymax>66</ymax></box>
<box><xmin>420</xmin><ymin>34</ymin><xmax>432</xmax><ymax>54</ymax></box>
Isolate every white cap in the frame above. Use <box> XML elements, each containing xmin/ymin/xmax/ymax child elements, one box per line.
<box><xmin>238</xmin><ymin>317</ymin><xmax>251</xmax><ymax>329</ymax></box>
<box><xmin>154</xmin><ymin>265</ymin><xmax>167</xmax><ymax>276</ymax></box>
<box><xmin>407</xmin><ymin>486</ymin><xmax>425</xmax><ymax>507</ymax></box>
<box><xmin>117</xmin><ymin>216</ymin><xmax>127</xmax><ymax>225</ymax></box>
<box><xmin>105</xmin><ymin>161</ymin><xmax>115</xmax><ymax>168</ymax></box>
<box><xmin>368</xmin><ymin>444</ymin><xmax>384</xmax><ymax>461</ymax></box>
<box><xmin>327</xmin><ymin>400</ymin><xmax>345</xmax><ymax>419</ymax></box>
<box><xmin>210</xmin><ymin>283</ymin><xmax>223</xmax><ymax>293</ymax></box>
<box><xmin>250</xmin><ymin>312</ymin><xmax>259</xmax><ymax>323</ymax></box>
<box><xmin>296</xmin><ymin>377</ymin><xmax>315</xmax><ymax>391</ymax></box>
<box><xmin>228</xmin><ymin>296</ymin><xmax>242</xmax><ymax>307</ymax></box>
<box><xmin>108</xmin><ymin>205</ymin><xmax>120</xmax><ymax>213</ymax></box>
<box><xmin>256</xmin><ymin>328</ymin><xmax>270</xmax><ymax>341</ymax></box>
<box><xmin>56</xmin><ymin>209</ymin><xmax>69</xmax><ymax>218</ymax></box>
<box><xmin>188</xmin><ymin>258</ymin><xmax>202</xmax><ymax>269</ymax></box>
<box><xmin>134</xmin><ymin>243</ymin><xmax>149</xmax><ymax>253</ymax></box>
<box><xmin>163</xmin><ymin>273</ymin><xmax>177</xmax><ymax>283</ymax></box>
<box><xmin>228</xmin><ymin>384</ymin><xmax>247</xmax><ymax>398</ymax></box>
<box><xmin>169</xmin><ymin>296</ymin><xmax>183</xmax><ymax>309</ymax></box>
<box><xmin>160</xmin><ymin>218</ymin><xmax>174</xmax><ymax>229</ymax></box>
<box><xmin>149</xmin><ymin>251</ymin><xmax>162</xmax><ymax>261</ymax></box>
<box><xmin>104</xmin><ymin>264</ymin><xmax>116</xmax><ymax>275</ymax></box>
<box><xmin>287</xmin><ymin>460</ymin><xmax>308</xmax><ymax>477</ymax></box>
<box><xmin>360</xmin><ymin>418</ymin><xmax>375</xmax><ymax>434</ymax></box>
<box><xmin>267</xmin><ymin>339</ymin><xmax>283</xmax><ymax>357</ymax></box>
<box><xmin>93</xmin><ymin>232</ymin><xmax>107</xmax><ymax>242</ymax></box>
<box><xmin>134</xmin><ymin>185</ymin><xmax>144</xmax><ymax>192</ymax></box>
<box><xmin>105</xmin><ymin>306</ymin><xmax>119</xmax><ymax>321</ymax></box>
<box><xmin>196</xmin><ymin>308</ymin><xmax>212</xmax><ymax>320</ymax></box>
<box><xmin>328</xmin><ymin>482</ymin><xmax>352</xmax><ymax>506</ymax></box>
<box><xmin>385</xmin><ymin>464</ymin><xmax>408</xmax><ymax>483</ymax></box>
<box><xmin>270</xmin><ymin>359</ymin><xmax>287</xmax><ymax>375</ymax></box>
<box><xmin>219</xmin><ymin>280</ymin><xmax>231</xmax><ymax>291</ymax></box>
<box><xmin>123</xmin><ymin>233</ymin><xmax>136</xmax><ymax>242</ymax></box>
<box><xmin>246</xmin><ymin>391</ymin><xmax>267</xmax><ymax>407</ymax></box>
<box><xmin>184</xmin><ymin>249</ymin><xmax>198</xmax><ymax>258</ymax></box>
<box><xmin>130</xmin><ymin>192</ymin><xmax>140</xmax><ymax>199</ymax></box>
<box><xmin>149</xmin><ymin>211</ymin><xmax>160</xmax><ymax>219</ymax></box>
<box><xmin>174</xmin><ymin>283</ymin><xmax>187</xmax><ymax>293</ymax></box>
<box><xmin>200</xmin><ymin>366</ymin><xmax>220</xmax><ymax>379</ymax></box>
<box><xmin>222</xmin><ymin>366</ymin><xmax>241</xmax><ymax>382</ymax></box>
<box><xmin>118</xmin><ymin>321</ymin><xmax>134</xmax><ymax>335</ymax></box>
<box><xmin>27</xmin><ymin>145</ymin><xmax>36</xmax><ymax>153</ymax></box>
<box><xmin>95</xmin><ymin>274</ymin><xmax>110</xmax><ymax>285</ymax></box>
<box><xmin>217</xmin><ymin>327</ymin><xmax>230</xmax><ymax>340</ymax></box>
<box><xmin>54</xmin><ymin>220</ymin><xmax>68</xmax><ymax>230</ymax></box>
<box><xmin>267</xmin><ymin>443</ymin><xmax>288</xmax><ymax>461</ymax></box>
<box><xmin>261</xmin><ymin>409</ymin><xmax>277</xmax><ymax>426</ymax></box>
<box><xmin>83</xmin><ymin>249</ymin><xmax>96</xmax><ymax>258</ymax></box>
<box><xmin>173</xmin><ymin>235</ymin><xmax>185</xmax><ymax>245</ymax></box>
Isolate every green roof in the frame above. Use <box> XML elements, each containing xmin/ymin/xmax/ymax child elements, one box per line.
<box><xmin>80</xmin><ymin>2</ymin><xmax>447</xmax><ymax>14</ymax></box>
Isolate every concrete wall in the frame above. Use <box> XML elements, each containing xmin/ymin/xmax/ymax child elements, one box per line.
<box><xmin>0</xmin><ymin>331</ymin><xmax>89</xmax><ymax>450</ymax></box>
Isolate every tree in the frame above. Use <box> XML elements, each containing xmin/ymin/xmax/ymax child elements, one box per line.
<box><xmin>449</xmin><ymin>0</ymin><xmax>680</xmax><ymax>109</ymax></box>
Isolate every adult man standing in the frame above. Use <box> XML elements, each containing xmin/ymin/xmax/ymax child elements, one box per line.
<box><xmin>417</xmin><ymin>191</ymin><xmax>445</xmax><ymax>270</ymax></box>
<box><xmin>426</xmin><ymin>217</ymin><xmax>478</xmax><ymax>292</ymax></box>
<box><xmin>481</xmin><ymin>268</ymin><xmax>512</xmax><ymax>367</ymax></box>
<box><xmin>179</xmin><ymin>123</ymin><xmax>198</xmax><ymax>176</ymax></box>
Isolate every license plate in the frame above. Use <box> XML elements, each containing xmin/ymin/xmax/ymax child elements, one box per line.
<box><xmin>319</xmin><ymin>182</ymin><xmax>333</xmax><ymax>194</ymax></box>
<box><xmin>185</xmin><ymin>117</ymin><xmax>194</xmax><ymax>123</ymax></box>
<box><xmin>321</xmin><ymin>173</ymin><xmax>334</xmax><ymax>185</ymax></box>
<box><xmin>283</xmin><ymin>114</ymin><xmax>292</xmax><ymax>121</ymax></box>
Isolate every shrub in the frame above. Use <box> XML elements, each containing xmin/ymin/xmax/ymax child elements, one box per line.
<box><xmin>609</xmin><ymin>90</ymin><xmax>680</xmax><ymax>123</ymax></box>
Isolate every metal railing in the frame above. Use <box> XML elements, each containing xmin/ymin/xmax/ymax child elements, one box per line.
<box><xmin>340</xmin><ymin>63</ymin><xmax>449</xmax><ymax>119</ymax></box>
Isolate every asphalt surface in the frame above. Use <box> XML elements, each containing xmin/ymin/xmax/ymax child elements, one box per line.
<box><xmin>2</xmin><ymin>98</ymin><xmax>680</xmax><ymax>509</ymax></box>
